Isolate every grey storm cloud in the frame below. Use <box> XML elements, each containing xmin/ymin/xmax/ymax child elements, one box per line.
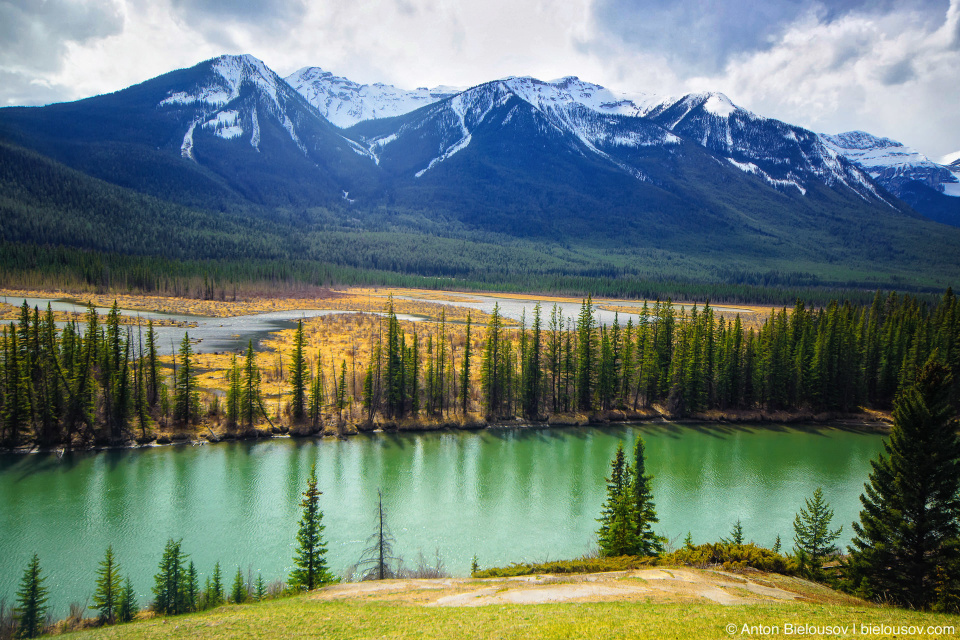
<box><xmin>0</xmin><ymin>0</ymin><xmax>124</xmax><ymax>72</ymax></box>
<box><xmin>168</xmin><ymin>0</ymin><xmax>307</xmax><ymax>37</ymax></box>
<box><xmin>880</xmin><ymin>59</ymin><xmax>916</xmax><ymax>86</ymax></box>
<box><xmin>589</xmin><ymin>0</ymin><xmax>952</xmax><ymax>75</ymax></box>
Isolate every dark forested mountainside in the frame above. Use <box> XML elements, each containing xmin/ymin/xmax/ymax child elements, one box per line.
<box><xmin>1</xmin><ymin>55</ymin><xmax>959</xmax><ymax>298</ymax></box>
<box><xmin>2</xmin><ymin>138</ymin><xmax>958</xmax><ymax>305</ymax></box>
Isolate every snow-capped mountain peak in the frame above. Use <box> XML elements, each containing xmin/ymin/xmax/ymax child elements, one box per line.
<box><xmin>821</xmin><ymin>130</ymin><xmax>960</xmax><ymax>198</ymax></box>
<box><xmin>286</xmin><ymin>66</ymin><xmax>459</xmax><ymax>129</ymax></box>
<box><xmin>501</xmin><ymin>75</ymin><xmax>665</xmax><ymax>118</ymax></box>
<box><xmin>156</xmin><ymin>55</ymin><xmax>376</xmax><ymax>165</ymax></box>
<box><xmin>160</xmin><ymin>54</ymin><xmax>283</xmax><ymax>109</ymax></box>
<box><xmin>701</xmin><ymin>92</ymin><xmax>737</xmax><ymax>118</ymax></box>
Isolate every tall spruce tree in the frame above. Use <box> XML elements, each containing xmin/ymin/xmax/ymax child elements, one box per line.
<box><xmin>597</xmin><ymin>442</ymin><xmax>638</xmax><ymax>556</ymax></box>
<box><xmin>631</xmin><ymin>437</ymin><xmax>664</xmax><ymax>556</ymax></box>
<box><xmin>172</xmin><ymin>334</ymin><xmax>198</xmax><ymax>425</ymax></box>
<box><xmin>576</xmin><ymin>296</ymin><xmax>597</xmax><ymax>412</ymax></box>
<box><xmin>117</xmin><ymin>576</ymin><xmax>138</xmax><ymax>623</ymax></box>
<box><xmin>225</xmin><ymin>354</ymin><xmax>241</xmax><ymax>429</ymax></box>
<box><xmin>480</xmin><ymin>304</ymin><xmax>505</xmax><ymax>417</ymax></box>
<box><xmin>184</xmin><ymin>561</ymin><xmax>199</xmax><ymax>612</ymax></box>
<box><xmin>522</xmin><ymin>302</ymin><xmax>543</xmax><ymax>419</ymax></box>
<box><xmin>152</xmin><ymin>538</ymin><xmax>188</xmax><ymax>615</ymax></box>
<box><xmin>460</xmin><ymin>312</ymin><xmax>471</xmax><ymax>415</ymax></box>
<box><xmin>92</xmin><ymin>545</ymin><xmax>122</xmax><ymax>623</ymax></box>
<box><xmin>14</xmin><ymin>554</ymin><xmax>47</xmax><ymax>638</ymax></box>
<box><xmin>231</xmin><ymin>566</ymin><xmax>247</xmax><ymax>604</ymax></box>
<box><xmin>145</xmin><ymin>321</ymin><xmax>160</xmax><ymax>408</ymax></box>
<box><xmin>240</xmin><ymin>341</ymin><xmax>261</xmax><ymax>428</ymax></box>
<box><xmin>208</xmin><ymin>562</ymin><xmax>224</xmax><ymax>608</ymax></box>
<box><xmin>290</xmin><ymin>466</ymin><xmax>333</xmax><ymax>590</ymax></box>
<box><xmin>289</xmin><ymin>320</ymin><xmax>307</xmax><ymax>423</ymax></box>
<box><xmin>844</xmin><ymin>361</ymin><xmax>960</xmax><ymax>609</ymax></box>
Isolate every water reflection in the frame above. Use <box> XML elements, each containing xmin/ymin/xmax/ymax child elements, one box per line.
<box><xmin>0</xmin><ymin>425</ymin><xmax>883</xmax><ymax>615</ymax></box>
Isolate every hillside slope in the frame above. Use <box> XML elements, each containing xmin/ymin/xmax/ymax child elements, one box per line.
<box><xmin>66</xmin><ymin>571</ymin><xmax>957</xmax><ymax>640</ymax></box>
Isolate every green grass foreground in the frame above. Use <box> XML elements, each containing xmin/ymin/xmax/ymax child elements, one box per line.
<box><xmin>68</xmin><ymin>589</ymin><xmax>958</xmax><ymax>640</ymax></box>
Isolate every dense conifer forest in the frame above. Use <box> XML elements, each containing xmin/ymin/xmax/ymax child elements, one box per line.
<box><xmin>2</xmin><ymin>289</ymin><xmax>958</xmax><ymax>449</ymax></box>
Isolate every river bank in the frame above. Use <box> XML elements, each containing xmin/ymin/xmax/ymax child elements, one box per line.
<box><xmin>1</xmin><ymin>406</ymin><xmax>891</xmax><ymax>455</ymax></box>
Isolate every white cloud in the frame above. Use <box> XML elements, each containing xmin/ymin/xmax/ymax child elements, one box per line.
<box><xmin>672</xmin><ymin>0</ymin><xmax>960</xmax><ymax>158</ymax></box>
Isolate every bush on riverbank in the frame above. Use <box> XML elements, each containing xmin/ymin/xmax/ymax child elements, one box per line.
<box><xmin>473</xmin><ymin>543</ymin><xmax>798</xmax><ymax>578</ymax></box>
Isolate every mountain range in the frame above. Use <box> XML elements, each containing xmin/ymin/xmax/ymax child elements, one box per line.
<box><xmin>1</xmin><ymin>53</ymin><xmax>959</xmax><ymax>294</ymax></box>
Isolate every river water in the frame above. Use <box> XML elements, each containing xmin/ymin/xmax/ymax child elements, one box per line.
<box><xmin>0</xmin><ymin>424</ymin><xmax>883</xmax><ymax>615</ymax></box>
<box><xmin>2</xmin><ymin>296</ymin><xmax>423</xmax><ymax>356</ymax></box>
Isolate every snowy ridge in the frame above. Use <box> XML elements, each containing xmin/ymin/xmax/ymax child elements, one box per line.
<box><xmin>159</xmin><ymin>55</ymin><xmax>376</xmax><ymax>163</ymax></box>
<box><xmin>414</xmin><ymin>83</ymin><xmax>510</xmax><ymax>177</ymax></box>
<box><xmin>637</xmin><ymin>92</ymin><xmax>887</xmax><ymax>201</ymax></box>
<box><xmin>821</xmin><ymin>131</ymin><xmax>960</xmax><ymax>198</ymax></box>
<box><xmin>161</xmin><ymin>54</ymin><xmax>280</xmax><ymax>109</ymax></box>
<box><xmin>505</xmin><ymin>76</ymin><xmax>665</xmax><ymax>119</ymax></box>
<box><xmin>286</xmin><ymin>67</ymin><xmax>459</xmax><ymax>129</ymax></box>
<box><xmin>501</xmin><ymin>76</ymin><xmax>675</xmax><ymax>153</ymax></box>
<box><xmin>154</xmin><ymin>55</ymin><xmax>922</xmax><ymax>206</ymax></box>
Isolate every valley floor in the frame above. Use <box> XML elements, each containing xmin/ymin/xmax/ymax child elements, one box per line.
<box><xmin>68</xmin><ymin>569</ymin><xmax>957</xmax><ymax>639</ymax></box>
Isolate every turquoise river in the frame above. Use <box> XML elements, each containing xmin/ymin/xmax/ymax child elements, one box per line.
<box><xmin>0</xmin><ymin>424</ymin><xmax>884</xmax><ymax>615</ymax></box>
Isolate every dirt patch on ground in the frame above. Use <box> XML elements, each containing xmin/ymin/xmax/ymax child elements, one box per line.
<box><xmin>310</xmin><ymin>568</ymin><xmax>819</xmax><ymax>608</ymax></box>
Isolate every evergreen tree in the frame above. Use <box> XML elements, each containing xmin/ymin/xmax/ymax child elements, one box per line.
<box><xmin>597</xmin><ymin>443</ymin><xmax>638</xmax><ymax>556</ymax></box>
<box><xmin>576</xmin><ymin>296</ymin><xmax>597</xmax><ymax>412</ymax></box>
<box><xmin>117</xmin><ymin>576</ymin><xmax>138</xmax><ymax>623</ymax></box>
<box><xmin>254</xmin><ymin>573</ymin><xmax>267</xmax><ymax>602</ymax></box>
<box><xmin>460</xmin><ymin>312</ymin><xmax>471</xmax><ymax>415</ymax></box>
<box><xmin>152</xmin><ymin>538</ymin><xmax>188</xmax><ymax>615</ymax></box>
<box><xmin>132</xmin><ymin>320</ymin><xmax>150</xmax><ymax>438</ymax></box>
<box><xmin>145</xmin><ymin>321</ymin><xmax>160</xmax><ymax>408</ymax></box>
<box><xmin>631</xmin><ymin>437</ymin><xmax>664</xmax><ymax>556</ymax></box>
<box><xmin>240</xmin><ymin>341</ymin><xmax>261</xmax><ymax>428</ymax></box>
<box><xmin>792</xmin><ymin>487</ymin><xmax>842</xmax><ymax>569</ymax></box>
<box><xmin>14</xmin><ymin>554</ymin><xmax>47</xmax><ymax>638</ymax></box>
<box><xmin>184</xmin><ymin>561</ymin><xmax>199</xmax><ymax>612</ymax></box>
<box><xmin>172</xmin><ymin>334</ymin><xmax>198</xmax><ymax>425</ymax></box>
<box><xmin>289</xmin><ymin>320</ymin><xmax>307</xmax><ymax>423</ymax></box>
<box><xmin>2</xmin><ymin>326</ymin><xmax>33</xmax><ymax>447</ymax></box>
<box><xmin>290</xmin><ymin>466</ymin><xmax>333</xmax><ymax>590</ymax></box>
<box><xmin>725</xmin><ymin>520</ymin><xmax>745</xmax><ymax>546</ymax></box>
<box><xmin>91</xmin><ymin>545</ymin><xmax>122</xmax><ymax>623</ymax></box>
<box><xmin>225</xmin><ymin>354</ymin><xmax>241</xmax><ymax>429</ymax></box>
<box><xmin>522</xmin><ymin>302</ymin><xmax>543</xmax><ymax>419</ymax></box>
<box><xmin>310</xmin><ymin>358</ymin><xmax>325</xmax><ymax>429</ymax></box>
<box><xmin>435</xmin><ymin>310</ymin><xmax>447</xmax><ymax>414</ymax></box>
<box><xmin>231</xmin><ymin>566</ymin><xmax>247</xmax><ymax>604</ymax></box>
<box><xmin>406</xmin><ymin>332</ymin><xmax>419</xmax><ymax>416</ymax></box>
<box><xmin>208</xmin><ymin>562</ymin><xmax>224</xmax><ymax>608</ymax></box>
<box><xmin>844</xmin><ymin>361</ymin><xmax>960</xmax><ymax>609</ymax></box>
<box><xmin>385</xmin><ymin>297</ymin><xmax>404</xmax><ymax>418</ymax></box>
<box><xmin>480</xmin><ymin>304</ymin><xmax>505</xmax><ymax>417</ymax></box>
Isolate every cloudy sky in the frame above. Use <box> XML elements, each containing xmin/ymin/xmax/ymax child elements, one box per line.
<box><xmin>2</xmin><ymin>0</ymin><xmax>958</xmax><ymax>160</ymax></box>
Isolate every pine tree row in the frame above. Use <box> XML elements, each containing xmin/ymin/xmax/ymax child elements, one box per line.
<box><xmin>3</xmin><ymin>288</ymin><xmax>958</xmax><ymax>448</ymax></box>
